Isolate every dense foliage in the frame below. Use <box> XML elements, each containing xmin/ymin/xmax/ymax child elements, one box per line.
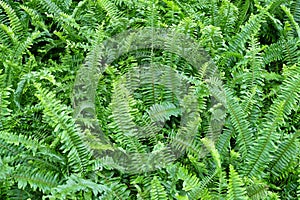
<box><xmin>0</xmin><ymin>0</ymin><xmax>299</xmax><ymax>199</ymax></box>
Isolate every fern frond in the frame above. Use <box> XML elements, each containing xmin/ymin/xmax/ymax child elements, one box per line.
<box><xmin>291</xmin><ymin>0</ymin><xmax>300</xmax><ymax>24</ymax></box>
<box><xmin>281</xmin><ymin>38</ymin><xmax>300</xmax><ymax>66</ymax></box>
<box><xmin>227</xmin><ymin>165</ymin><xmax>248</xmax><ymax>200</ymax></box>
<box><xmin>246</xmin><ymin>179</ymin><xmax>269</xmax><ymax>200</ymax></box>
<box><xmin>110</xmin><ymin>77</ymin><xmax>139</xmax><ymax>137</ymax></box>
<box><xmin>235</xmin><ymin>0</ymin><xmax>251</xmax><ymax>32</ymax></box>
<box><xmin>226</xmin><ymin>87</ymin><xmax>253</xmax><ymax>157</ymax></box>
<box><xmin>14</xmin><ymin>165</ymin><xmax>59</xmax><ymax>193</ymax></box>
<box><xmin>176</xmin><ymin>164</ymin><xmax>217</xmax><ymax>199</ymax></box>
<box><xmin>35</xmin><ymin>84</ymin><xmax>91</xmax><ymax>173</ymax></box>
<box><xmin>170</xmin><ymin>117</ymin><xmax>202</xmax><ymax>156</ymax></box>
<box><xmin>15</xmin><ymin>31</ymin><xmax>41</xmax><ymax>58</ymax></box>
<box><xmin>147</xmin><ymin>102</ymin><xmax>181</xmax><ymax>123</ymax></box>
<box><xmin>150</xmin><ymin>176</ymin><xmax>168</xmax><ymax>200</ymax></box>
<box><xmin>97</xmin><ymin>0</ymin><xmax>121</xmax><ymax>19</ymax></box>
<box><xmin>262</xmin><ymin>40</ymin><xmax>284</xmax><ymax>65</ymax></box>
<box><xmin>35</xmin><ymin>0</ymin><xmax>62</xmax><ymax>17</ymax></box>
<box><xmin>245</xmin><ymin>69</ymin><xmax>300</xmax><ymax>178</ymax></box>
<box><xmin>0</xmin><ymin>0</ymin><xmax>23</xmax><ymax>38</ymax></box>
<box><xmin>269</xmin><ymin>131</ymin><xmax>299</xmax><ymax>177</ymax></box>
<box><xmin>0</xmin><ymin>157</ymin><xmax>13</xmax><ymax>180</ymax></box>
<box><xmin>20</xmin><ymin>5</ymin><xmax>48</xmax><ymax>33</ymax></box>
<box><xmin>281</xmin><ymin>5</ymin><xmax>300</xmax><ymax>38</ymax></box>
<box><xmin>5</xmin><ymin>186</ymin><xmax>37</xmax><ymax>200</ymax></box>
<box><xmin>228</xmin><ymin>13</ymin><xmax>265</xmax><ymax>55</ymax></box>
<box><xmin>0</xmin><ymin>131</ymin><xmax>44</xmax><ymax>155</ymax></box>
<box><xmin>45</xmin><ymin>174</ymin><xmax>109</xmax><ymax>199</ymax></box>
<box><xmin>99</xmin><ymin>177</ymin><xmax>130</xmax><ymax>200</ymax></box>
<box><xmin>0</xmin><ymin>23</ymin><xmax>17</xmax><ymax>46</ymax></box>
<box><xmin>215</xmin><ymin>0</ymin><xmax>239</xmax><ymax>35</ymax></box>
<box><xmin>0</xmin><ymin>87</ymin><xmax>12</xmax><ymax>129</ymax></box>
<box><xmin>216</xmin><ymin>127</ymin><xmax>232</xmax><ymax>156</ymax></box>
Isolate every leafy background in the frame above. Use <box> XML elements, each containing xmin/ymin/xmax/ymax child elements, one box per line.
<box><xmin>0</xmin><ymin>0</ymin><xmax>299</xmax><ymax>199</ymax></box>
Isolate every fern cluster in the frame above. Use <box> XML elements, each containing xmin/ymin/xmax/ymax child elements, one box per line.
<box><xmin>0</xmin><ymin>0</ymin><xmax>299</xmax><ymax>199</ymax></box>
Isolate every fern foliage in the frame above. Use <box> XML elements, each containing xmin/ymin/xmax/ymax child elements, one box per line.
<box><xmin>0</xmin><ymin>0</ymin><xmax>299</xmax><ymax>199</ymax></box>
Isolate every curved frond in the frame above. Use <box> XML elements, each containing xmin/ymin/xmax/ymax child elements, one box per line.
<box><xmin>35</xmin><ymin>84</ymin><xmax>91</xmax><ymax>173</ymax></box>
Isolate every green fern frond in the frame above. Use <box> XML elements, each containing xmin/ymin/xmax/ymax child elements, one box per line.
<box><xmin>0</xmin><ymin>87</ymin><xmax>12</xmax><ymax>129</ymax></box>
<box><xmin>228</xmin><ymin>13</ymin><xmax>265</xmax><ymax>55</ymax></box>
<box><xmin>281</xmin><ymin>5</ymin><xmax>300</xmax><ymax>38</ymax></box>
<box><xmin>215</xmin><ymin>0</ymin><xmax>239</xmax><ymax>35</ymax></box>
<box><xmin>227</xmin><ymin>165</ymin><xmax>248</xmax><ymax>200</ymax></box>
<box><xmin>0</xmin><ymin>23</ymin><xmax>17</xmax><ymax>46</ymax></box>
<box><xmin>297</xmin><ymin>163</ymin><xmax>300</xmax><ymax>198</ymax></box>
<box><xmin>99</xmin><ymin>177</ymin><xmax>130</xmax><ymax>200</ymax></box>
<box><xmin>268</xmin><ymin>0</ymin><xmax>286</xmax><ymax>14</ymax></box>
<box><xmin>20</xmin><ymin>5</ymin><xmax>48</xmax><ymax>33</ymax></box>
<box><xmin>35</xmin><ymin>84</ymin><xmax>91</xmax><ymax>173</ymax></box>
<box><xmin>15</xmin><ymin>31</ymin><xmax>41</xmax><ymax>58</ymax></box>
<box><xmin>216</xmin><ymin>127</ymin><xmax>232</xmax><ymax>156</ymax></box>
<box><xmin>97</xmin><ymin>0</ymin><xmax>121</xmax><ymax>19</ymax></box>
<box><xmin>281</xmin><ymin>38</ymin><xmax>300</xmax><ymax>66</ymax></box>
<box><xmin>245</xmin><ymin>68</ymin><xmax>300</xmax><ymax>178</ymax></box>
<box><xmin>61</xmin><ymin>0</ymin><xmax>72</xmax><ymax>9</ymax></box>
<box><xmin>5</xmin><ymin>186</ymin><xmax>37</xmax><ymax>200</ymax></box>
<box><xmin>45</xmin><ymin>174</ymin><xmax>108</xmax><ymax>199</ymax></box>
<box><xmin>176</xmin><ymin>164</ymin><xmax>217</xmax><ymax>199</ymax></box>
<box><xmin>0</xmin><ymin>136</ymin><xmax>25</xmax><ymax>161</ymax></box>
<box><xmin>0</xmin><ymin>0</ymin><xmax>23</xmax><ymax>38</ymax></box>
<box><xmin>0</xmin><ymin>157</ymin><xmax>13</xmax><ymax>180</ymax></box>
<box><xmin>147</xmin><ymin>102</ymin><xmax>181</xmax><ymax>123</ymax></box>
<box><xmin>110</xmin><ymin>77</ymin><xmax>140</xmax><ymax>137</ymax></box>
<box><xmin>150</xmin><ymin>176</ymin><xmax>168</xmax><ymax>200</ymax></box>
<box><xmin>291</xmin><ymin>0</ymin><xmax>300</xmax><ymax>24</ymax></box>
<box><xmin>262</xmin><ymin>40</ymin><xmax>284</xmax><ymax>65</ymax></box>
<box><xmin>176</xmin><ymin>165</ymin><xmax>202</xmax><ymax>199</ymax></box>
<box><xmin>269</xmin><ymin>131</ymin><xmax>299</xmax><ymax>177</ymax></box>
<box><xmin>35</xmin><ymin>0</ymin><xmax>62</xmax><ymax>17</ymax></box>
<box><xmin>235</xmin><ymin>0</ymin><xmax>251</xmax><ymax>31</ymax></box>
<box><xmin>261</xmin><ymin>37</ymin><xmax>299</xmax><ymax>67</ymax></box>
<box><xmin>14</xmin><ymin>165</ymin><xmax>59</xmax><ymax>193</ymax></box>
<box><xmin>226</xmin><ymin>87</ymin><xmax>253</xmax><ymax>157</ymax></box>
<box><xmin>170</xmin><ymin>117</ymin><xmax>202</xmax><ymax>156</ymax></box>
<box><xmin>246</xmin><ymin>179</ymin><xmax>269</xmax><ymax>200</ymax></box>
<box><xmin>33</xmin><ymin>0</ymin><xmax>80</xmax><ymax>38</ymax></box>
<box><xmin>240</xmin><ymin>86</ymin><xmax>262</xmax><ymax>126</ymax></box>
<box><xmin>0</xmin><ymin>131</ymin><xmax>45</xmax><ymax>155</ymax></box>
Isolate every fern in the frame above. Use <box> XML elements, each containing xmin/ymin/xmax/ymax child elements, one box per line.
<box><xmin>227</xmin><ymin>165</ymin><xmax>248</xmax><ymax>200</ymax></box>
<box><xmin>0</xmin><ymin>0</ymin><xmax>299</xmax><ymax>198</ymax></box>
<box><xmin>245</xmin><ymin>67</ymin><xmax>300</xmax><ymax>178</ymax></box>
<box><xmin>150</xmin><ymin>176</ymin><xmax>168</xmax><ymax>200</ymax></box>
<box><xmin>147</xmin><ymin>102</ymin><xmax>181</xmax><ymax>122</ymax></box>
<box><xmin>246</xmin><ymin>179</ymin><xmax>269</xmax><ymax>200</ymax></box>
<box><xmin>226</xmin><ymin>87</ymin><xmax>253</xmax><ymax>157</ymax></box>
<box><xmin>268</xmin><ymin>131</ymin><xmax>300</xmax><ymax>178</ymax></box>
<box><xmin>14</xmin><ymin>165</ymin><xmax>59</xmax><ymax>193</ymax></box>
<box><xmin>97</xmin><ymin>0</ymin><xmax>121</xmax><ymax>19</ymax></box>
<box><xmin>0</xmin><ymin>87</ymin><xmax>12</xmax><ymax>129</ymax></box>
<box><xmin>44</xmin><ymin>174</ymin><xmax>109</xmax><ymax>199</ymax></box>
<box><xmin>228</xmin><ymin>13</ymin><xmax>265</xmax><ymax>55</ymax></box>
<box><xmin>0</xmin><ymin>0</ymin><xmax>23</xmax><ymax>39</ymax></box>
<box><xmin>281</xmin><ymin>5</ymin><xmax>300</xmax><ymax>38</ymax></box>
<box><xmin>35</xmin><ymin>84</ymin><xmax>91</xmax><ymax>173</ymax></box>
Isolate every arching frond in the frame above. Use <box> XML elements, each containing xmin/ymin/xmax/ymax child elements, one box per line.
<box><xmin>35</xmin><ymin>84</ymin><xmax>91</xmax><ymax>173</ymax></box>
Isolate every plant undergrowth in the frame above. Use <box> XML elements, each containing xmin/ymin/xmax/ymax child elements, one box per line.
<box><xmin>0</xmin><ymin>0</ymin><xmax>299</xmax><ymax>199</ymax></box>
